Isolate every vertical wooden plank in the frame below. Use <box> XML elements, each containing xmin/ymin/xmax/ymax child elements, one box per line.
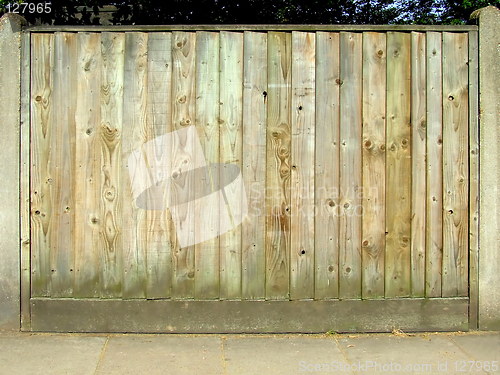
<box><xmin>21</xmin><ymin>31</ymin><xmax>32</xmax><ymax>330</ymax></box>
<box><xmin>425</xmin><ymin>32</ymin><xmax>443</xmax><ymax>298</ymax></box>
<box><xmin>145</xmin><ymin>32</ymin><xmax>172</xmax><ymax>299</ymax></box>
<box><xmin>195</xmin><ymin>31</ymin><xmax>220</xmax><ymax>300</ymax></box>
<box><xmin>30</xmin><ymin>33</ymin><xmax>53</xmax><ymax>298</ymax></box>
<box><xmin>100</xmin><ymin>32</ymin><xmax>125</xmax><ymax>298</ymax></box>
<box><xmin>410</xmin><ymin>32</ymin><xmax>427</xmax><ymax>297</ymax></box>
<box><xmin>442</xmin><ymin>32</ymin><xmax>469</xmax><ymax>297</ymax></box>
<box><xmin>122</xmin><ymin>32</ymin><xmax>148</xmax><ymax>299</ymax></box>
<box><xmin>385</xmin><ymin>32</ymin><xmax>411</xmax><ymax>298</ymax></box>
<box><xmin>361</xmin><ymin>32</ymin><xmax>386</xmax><ymax>299</ymax></box>
<box><xmin>242</xmin><ymin>31</ymin><xmax>267</xmax><ymax>300</ymax></box>
<box><xmin>50</xmin><ymin>32</ymin><xmax>77</xmax><ymax>298</ymax></box>
<box><xmin>468</xmin><ymin>30</ymin><xmax>479</xmax><ymax>328</ymax></box>
<box><xmin>339</xmin><ymin>32</ymin><xmax>362</xmax><ymax>299</ymax></box>
<box><xmin>171</xmin><ymin>31</ymin><xmax>196</xmax><ymax>299</ymax></box>
<box><xmin>290</xmin><ymin>31</ymin><xmax>315</xmax><ymax>300</ymax></box>
<box><xmin>266</xmin><ymin>32</ymin><xmax>292</xmax><ymax>300</ymax></box>
<box><xmin>73</xmin><ymin>32</ymin><xmax>102</xmax><ymax>298</ymax></box>
<box><xmin>315</xmin><ymin>32</ymin><xmax>340</xmax><ymax>300</ymax></box>
<box><xmin>219</xmin><ymin>31</ymin><xmax>244</xmax><ymax>300</ymax></box>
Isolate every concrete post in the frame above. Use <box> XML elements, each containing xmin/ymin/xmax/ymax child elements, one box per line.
<box><xmin>472</xmin><ymin>6</ymin><xmax>500</xmax><ymax>330</ymax></box>
<box><xmin>0</xmin><ymin>13</ymin><xmax>25</xmax><ymax>330</ymax></box>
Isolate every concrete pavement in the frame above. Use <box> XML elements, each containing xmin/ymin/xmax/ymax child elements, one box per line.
<box><xmin>0</xmin><ymin>331</ymin><xmax>498</xmax><ymax>374</ymax></box>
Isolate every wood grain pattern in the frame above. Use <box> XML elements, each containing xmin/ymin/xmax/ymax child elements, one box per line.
<box><xmin>100</xmin><ymin>32</ymin><xmax>124</xmax><ymax>298</ymax></box>
<box><xmin>361</xmin><ymin>32</ymin><xmax>386</xmax><ymax>299</ymax></box>
<box><xmin>314</xmin><ymin>32</ymin><xmax>340</xmax><ymax>300</ymax></box>
<box><xmin>339</xmin><ymin>32</ymin><xmax>362</xmax><ymax>299</ymax></box>
<box><xmin>24</xmin><ymin>30</ymin><xmax>476</xmax><ymax>313</ymax></box>
<box><xmin>468</xmin><ymin>30</ymin><xmax>479</xmax><ymax>327</ymax></box>
<box><xmin>266</xmin><ymin>32</ymin><xmax>292</xmax><ymax>300</ymax></box>
<box><xmin>73</xmin><ymin>32</ymin><xmax>102</xmax><ymax>298</ymax></box>
<box><xmin>425</xmin><ymin>32</ymin><xmax>443</xmax><ymax>298</ymax></box>
<box><xmin>50</xmin><ymin>33</ymin><xmax>77</xmax><ymax>298</ymax></box>
<box><xmin>195</xmin><ymin>31</ymin><xmax>220</xmax><ymax>299</ymax></box>
<box><xmin>219</xmin><ymin>31</ymin><xmax>244</xmax><ymax>300</ymax></box>
<box><xmin>290</xmin><ymin>31</ymin><xmax>315</xmax><ymax>300</ymax></box>
<box><xmin>122</xmin><ymin>32</ymin><xmax>148</xmax><ymax>299</ymax></box>
<box><xmin>171</xmin><ymin>31</ymin><xmax>196</xmax><ymax>299</ymax></box>
<box><xmin>30</xmin><ymin>33</ymin><xmax>54</xmax><ymax>297</ymax></box>
<box><xmin>410</xmin><ymin>32</ymin><xmax>426</xmax><ymax>297</ymax></box>
<box><xmin>385</xmin><ymin>32</ymin><xmax>411</xmax><ymax>298</ymax></box>
<box><xmin>145</xmin><ymin>32</ymin><xmax>172</xmax><ymax>299</ymax></box>
<box><xmin>242</xmin><ymin>31</ymin><xmax>267</xmax><ymax>300</ymax></box>
<box><xmin>442</xmin><ymin>32</ymin><xmax>468</xmax><ymax>297</ymax></box>
<box><xmin>21</xmin><ymin>31</ymin><xmax>32</xmax><ymax>330</ymax></box>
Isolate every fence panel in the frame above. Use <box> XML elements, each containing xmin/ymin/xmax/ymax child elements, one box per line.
<box><xmin>29</xmin><ymin>30</ymin><xmax>473</xmax><ymax>304</ymax></box>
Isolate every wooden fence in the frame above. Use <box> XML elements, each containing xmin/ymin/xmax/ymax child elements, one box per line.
<box><xmin>22</xmin><ymin>26</ymin><xmax>479</xmax><ymax>331</ymax></box>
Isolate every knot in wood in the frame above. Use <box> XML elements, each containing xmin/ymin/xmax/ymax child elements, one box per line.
<box><xmin>180</xmin><ymin>118</ymin><xmax>191</xmax><ymax>126</ymax></box>
<box><xmin>280</xmin><ymin>167</ymin><xmax>290</xmax><ymax>178</ymax></box>
<box><xmin>172</xmin><ymin>170</ymin><xmax>181</xmax><ymax>180</ymax></box>
<box><xmin>278</xmin><ymin>147</ymin><xmax>289</xmax><ymax>157</ymax></box>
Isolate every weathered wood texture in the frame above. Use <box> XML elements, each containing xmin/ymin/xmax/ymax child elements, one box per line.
<box><xmin>441</xmin><ymin>32</ymin><xmax>469</xmax><ymax>297</ymax></box>
<box><xmin>27</xmin><ymin>31</ymin><xmax>474</xmax><ymax>307</ymax></box>
<box><xmin>170</xmin><ymin>32</ymin><xmax>196</xmax><ymax>299</ymax></box>
<box><xmin>314</xmin><ymin>32</ymin><xmax>340</xmax><ymax>300</ymax></box>
<box><xmin>385</xmin><ymin>32</ymin><xmax>411</xmax><ymax>298</ymax></box>
<box><xmin>31</xmin><ymin>298</ymin><xmax>469</xmax><ymax>333</ymax></box>
<box><xmin>145</xmin><ymin>32</ymin><xmax>171</xmax><ymax>299</ymax></box>
<box><xmin>73</xmin><ymin>32</ymin><xmax>102</xmax><ymax>298</ymax></box>
<box><xmin>290</xmin><ymin>31</ymin><xmax>315</xmax><ymax>300</ymax></box>
<box><xmin>51</xmin><ymin>33</ymin><xmax>77</xmax><ymax>298</ymax></box>
<box><xmin>122</xmin><ymin>32</ymin><xmax>148</xmax><ymax>299</ymax></box>
<box><xmin>100</xmin><ymin>32</ymin><xmax>124</xmax><ymax>298</ymax></box>
<box><xmin>194</xmin><ymin>31</ymin><xmax>220</xmax><ymax>300</ymax></box>
<box><xmin>339</xmin><ymin>32</ymin><xmax>362</xmax><ymax>299</ymax></box>
<box><xmin>242</xmin><ymin>31</ymin><xmax>267</xmax><ymax>300</ymax></box>
<box><xmin>425</xmin><ymin>32</ymin><xmax>444</xmax><ymax>298</ymax></box>
<box><xmin>361</xmin><ymin>32</ymin><xmax>386</xmax><ymax>299</ymax></box>
<box><xmin>266</xmin><ymin>32</ymin><xmax>292</xmax><ymax>300</ymax></box>
<box><xmin>410</xmin><ymin>32</ymin><xmax>427</xmax><ymax>297</ymax></box>
<box><xmin>219</xmin><ymin>31</ymin><xmax>244</xmax><ymax>300</ymax></box>
<box><xmin>31</xmin><ymin>33</ymin><xmax>54</xmax><ymax>298</ymax></box>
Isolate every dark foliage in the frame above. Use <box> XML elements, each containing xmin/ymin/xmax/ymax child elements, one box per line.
<box><xmin>0</xmin><ymin>0</ymin><xmax>497</xmax><ymax>25</ymax></box>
